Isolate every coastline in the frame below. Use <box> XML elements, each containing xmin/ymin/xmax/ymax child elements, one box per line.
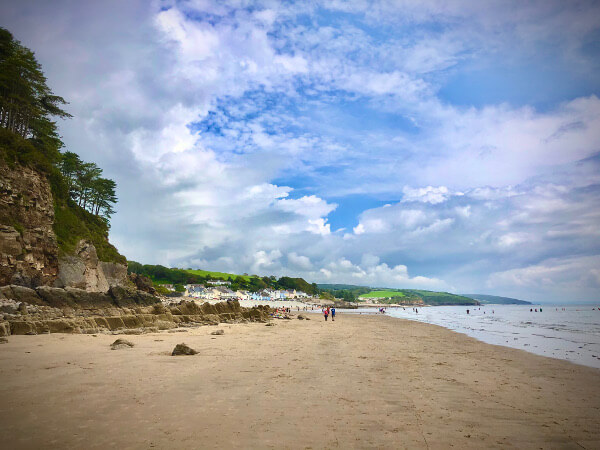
<box><xmin>1</xmin><ymin>313</ymin><xmax>598</xmax><ymax>449</ymax></box>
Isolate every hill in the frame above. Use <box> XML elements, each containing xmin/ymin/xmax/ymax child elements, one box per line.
<box><xmin>461</xmin><ymin>294</ymin><xmax>531</xmax><ymax>305</ymax></box>
<box><xmin>317</xmin><ymin>283</ymin><xmax>369</xmax><ymax>290</ymax></box>
<box><xmin>361</xmin><ymin>290</ymin><xmax>406</xmax><ymax>298</ymax></box>
<box><xmin>127</xmin><ymin>262</ymin><xmax>319</xmax><ymax>295</ymax></box>
<box><xmin>317</xmin><ymin>284</ymin><xmax>479</xmax><ymax>306</ymax></box>
<box><xmin>185</xmin><ymin>269</ymin><xmax>252</xmax><ymax>282</ymax></box>
<box><xmin>359</xmin><ymin>289</ymin><xmax>478</xmax><ymax>306</ymax></box>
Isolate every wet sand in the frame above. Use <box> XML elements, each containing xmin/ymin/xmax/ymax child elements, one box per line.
<box><xmin>0</xmin><ymin>313</ymin><xmax>599</xmax><ymax>449</ymax></box>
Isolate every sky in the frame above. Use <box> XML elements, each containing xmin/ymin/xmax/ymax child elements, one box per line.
<box><xmin>2</xmin><ymin>0</ymin><xmax>600</xmax><ymax>303</ymax></box>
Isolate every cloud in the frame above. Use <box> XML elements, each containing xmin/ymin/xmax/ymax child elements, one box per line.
<box><xmin>2</xmin><ymin>0</ymin><xmax>599</xmax><ymax>302</ymax></box>
<box><xmin>287</xmin><ymin>252</ymin><xmax>313</xmax><ymax>271</ymax></box>
<box><xmin>402</xmin><ymin>186</ymin><xmax>451</xmax><ymax>204</ymax></box>
<box><xmin>487</xmin><ymin>255</ymin><xmax>600</xmax><ymax>300</ymax></box>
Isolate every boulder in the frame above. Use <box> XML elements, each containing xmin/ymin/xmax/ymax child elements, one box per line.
<box><xmin>211</xmin><ymin>329</ymin><xmax>224</xmax><ymax>336</ymax></box>
<box><xmin>0</xmin><ymin>321</ymin><xmax>10</xmax><ymax>336</ymax></box>
<box><xmin>35</xmin><ymin>286</ymin><xmax>75</xmax><ymax>308</ymax></box>
<box><xmin>1</xmin><ymin>285</ymin><xmax>43</xmax><ymax>305</ymax></box>
<box><xmin>297</xmin><ymin>315</ymin><xmax>305</xmax><ymax>320</ymax></box>
<box><xmin>172</xmin><ymin>343</ymin><xmax>197</xmax><ymax>356</ymax></box>
<box><xmin>111</xmin><ymin>338</ymin><xmax>135</xmax><ymax>350</ymax></box>
<box><xmin>128</xmin><ymin>272</ymin><xmax>156</xmax><ymax>294</ymax></box>
<box><xmin>0</xmin><ymin>337</ymin><xmax>7</xmax><ymax>344</ymax></box>
<box><xmin>9</xmin><ymin>320</ymin><xmax>37</xmax><ymax>335</ymax></box>
<box><xmin>109</xmin><ymin>285</ymin><xmax>158</xmax><ymax>307</ymax></box>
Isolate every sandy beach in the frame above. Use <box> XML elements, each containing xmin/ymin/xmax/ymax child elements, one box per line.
<box><xmin>1</xmin><ymin>313</ymin><xmax>599</xmax><ymax>449</ymax></box>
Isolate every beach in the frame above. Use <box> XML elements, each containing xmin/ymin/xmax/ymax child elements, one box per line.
<box><xmin>1</xmin><ymin>313</ymin><xmax>599</xmax><ymax>449</ymax></box>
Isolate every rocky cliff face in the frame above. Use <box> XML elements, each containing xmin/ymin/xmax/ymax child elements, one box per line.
<box><xmin>1</xmin><ymin>161</ymin><xmax>129</xmax><ymax>292</ymax></box>
<box><xmin>54</xmin><ymin>239</ymin><xmax>128</xmax><ymax>291</ymax></box>
<box><xmin>0</xmin><ymin>162</ymin><xmax>59</xmax><ymax>287</ymax></box>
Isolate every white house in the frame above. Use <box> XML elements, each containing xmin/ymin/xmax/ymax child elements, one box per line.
<box><xmin>207</xmin><ymin>280</ymin><xmax>231</xmax><ymax>286</ymax></box>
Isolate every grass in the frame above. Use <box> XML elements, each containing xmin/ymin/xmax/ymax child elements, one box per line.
<box><xmin>184</xmin><ymin>269</ymin><xmax>253</xmax><ymax>282</ymax></box>
<box><xmin>408</xmin><ymin>290</ymin><xmax>453</xmax><ymax>296</ymax></box>
<box><xmin>53</xmin><ymin>200</ymin><xmax>126</xmax><ymax>264</ymax></box>
<box><xmin>360</xmin><ymin>290</ymin><xmax>406</xmax><ymax>298</ymax></box>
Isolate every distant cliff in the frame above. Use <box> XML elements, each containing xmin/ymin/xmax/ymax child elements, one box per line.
<box><xmin>461</xmin><ymin>294</ymin><xmax>531</xmax><ymax>305</ymax></box>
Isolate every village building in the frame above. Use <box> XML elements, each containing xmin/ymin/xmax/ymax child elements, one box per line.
<box><xmin>207</xmin><ymin>280</ymin><xmax>231</xmax><ymax>286</ymax></box>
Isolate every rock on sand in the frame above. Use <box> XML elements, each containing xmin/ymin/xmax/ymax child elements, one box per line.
<box><xmin>110</xmin><ymin>338</ymin><xmax>134</xmax><ymax>350</ymax></box>
<box><xmin>172</xmin><ymin>343</ymin><xmax>197</xmax><ymax>356</ymax></box>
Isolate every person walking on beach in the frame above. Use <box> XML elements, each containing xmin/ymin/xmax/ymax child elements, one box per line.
<box><xmin>323</xmin><ymin>308</ymin><xmax>329</xmax><ymax>321</ymax></box>
<box><xmin>331</xmin><ymin>307</ymin><xmax>336</xmax><ymax>321</ymax></box>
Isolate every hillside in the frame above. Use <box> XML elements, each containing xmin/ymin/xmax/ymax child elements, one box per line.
<box><xmin>361</xmin><ymin>290</ymin><xmax>406</xmax><ymax>298</ymax></box>
<box><xmin>317</xmin><ymin>284</ymin><xmax>479</xmax><ymax>305</ymax></box>
<box><xmin>127</xmin><ymin>262</ymin><xmax>319</xmax><ymax>295</ymax></box>
<box><xmin>360</xmin><ymin>289</ymin><xmax>478</xmax><ymax>306</ymax></box>
<box><xmin>462</xmin><ymin>294</ymin><xmax>531</xmax><ymax>305</ymax></box>
<box><xmin>186</xmin><ymin>269</ymin><xmax>252</xmax><ymax>282</ymax></box>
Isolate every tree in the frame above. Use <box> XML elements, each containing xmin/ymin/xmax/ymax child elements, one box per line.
<box><xmin>59</xmin><ymin>151</ymin><xmax>82</xmax><ymax>194</ymax></box>
<box><xmin>57</xmin><ymin>153</ymin><xmax>118</xmax><ymax>220</ymax></box>
<box><xmin>0</xmin><ymin>27</ymin><xmax>71</xmax><ymax>159</ymax></box>
<box><xmin>89</xmin><ymin>177</ymin><xmax>117</xmax><ymax>218</ymax></box>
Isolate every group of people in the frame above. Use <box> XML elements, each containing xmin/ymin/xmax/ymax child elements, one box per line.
<box><xmin>322</xmin><ymin>306</ymin><xmax>336</xmax><ymax>321</ymax></box>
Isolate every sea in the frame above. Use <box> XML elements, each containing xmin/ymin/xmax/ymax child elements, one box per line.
<box><xmin>348</xmin><ymin>305</ymin><xmax>600</xmax><ymax>369</ymax></box>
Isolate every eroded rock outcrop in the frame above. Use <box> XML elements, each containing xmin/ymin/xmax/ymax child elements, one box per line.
<box><xmin>0</xmin><ymin>292</ymin><xmax>272</xmax><ymax>337</ymax></box>
<box><xmin>0</xmin><ymin>163</ymin><xmax>59</xmax><ymax>287</ymax></box>
<box><xmin>1</xmin><ymin>161</ymin><xmax>130</xmax><ymax>293</ymax></box>
<box><xmin>54</xmin><ymin>240</ymin><xmax>129</xmax><ymax>291</ymax></box>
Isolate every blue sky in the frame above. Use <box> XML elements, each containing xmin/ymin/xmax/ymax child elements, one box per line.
<box><xmin>2</xmin><ymin>0</ymin><xmax>600</xmax><ymax>302</ymax></box>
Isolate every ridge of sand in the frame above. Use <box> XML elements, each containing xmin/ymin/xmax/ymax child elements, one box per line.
<box><xmin>0</xmin><ymin>313</ymin><xmax>598</xmax><ymax>449</ymax></box>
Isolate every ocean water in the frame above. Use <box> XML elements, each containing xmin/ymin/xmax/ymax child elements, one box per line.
<box><xmin>368</xmin><ymin>305</ymin><xmax>600</xmax><ymax>369</ymax></box>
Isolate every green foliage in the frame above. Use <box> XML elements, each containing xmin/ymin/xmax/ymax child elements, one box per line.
<box><xmin>277</xmin><ymin>276</ymin><xmax>318</xmax><ymax>296</ymax></box>
<box><xmin>0</xmin><ymin>27</ymin><xmax>122</xmax><ymax>263</ymax></box>
<box><xmin>0</xmin><ymin>127</ymin><xmax>55</xmax><ymax>173</ymax></box>
<box><xmin>58</xmin><ymin>152</ymin><xmax>117</xmax><ymax>219</ymax></box>
<box><xmin>186</xmin><ymin>269</ymin><xmax>252</xmax><ymax>282</ymax></box>
<box><xmin>358</xmin><ymin>288</ymin><xmax>478</xmax><ymax>305</ymax></box>
<box><xmin>317</xmin><ymin>284</ymin><xmax>371</xmax><ymax>302</ymax></box>
<box><xmin>154</xmin><ymin>285</ymin><xmax>171</xmax><ymax>296</ymax></box>
<box><xmin>53</xmin><ymin>199</ymin><xmax>125</xmax><ymax>264</ymax></box>
<box><xmin>0</xmin><ymin>28</ymin><xmax>70</xmax><ymax>157</ymax></box>
<box><xmin>319</xmin><ymin>291</ymin><xmax>335</xmax><ymax>300</ymax></box>
<box><xmin>12</xmin><ymin>221</ymin><xmax>24</xmax><ymax>236</ymax></box>
<box><xmin>128</xmin><ymin>262</ymin><xmax>317</xmax><ymax>295</ymax></box>
<box><xmin>361</xmin><ymin>290</ymin><xmax>406</xmax><ymax>298</ymax></box>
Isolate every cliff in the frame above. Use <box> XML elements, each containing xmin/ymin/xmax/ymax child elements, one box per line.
<box><xmin>0</xmin><ymin>159</ymin><xmax>130</xmax><ymax>292</ymax></box>
<box><xmin>0</xmin><ymin>162</ymin><xmax>59</xmax><ymax>286</ymax></box>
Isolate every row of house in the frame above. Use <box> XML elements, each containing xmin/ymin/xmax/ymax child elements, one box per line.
<box><xmin>185</xmin><ymin>285</ymin><xmax>310</xmax><ymax>302</ymax></box>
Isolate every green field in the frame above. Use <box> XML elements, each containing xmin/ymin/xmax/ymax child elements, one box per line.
<box><xmin>360</xmin><ymin>290</ymin><xmax>406</xmax><ymax>298</ymax></box>
<box><xmin>356</xmin><ymin>288</ymin><xmax>478</xmax><ymax>305</ymax></box>
<box><xmin>185</xmin><ymin>269</ymin><xmax>252</xmax><ymax>282</ymax></box>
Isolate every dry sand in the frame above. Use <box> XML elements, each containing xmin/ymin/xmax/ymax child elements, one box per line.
<box><xmin>0</xmin><ymin>313</ymin><xmax>599</xmax><ymax>449</ymax></box>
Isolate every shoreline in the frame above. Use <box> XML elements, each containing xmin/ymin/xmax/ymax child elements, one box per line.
<box><xmin>383</xmin><ymin>304</ymin><xmax>600</xmax><ymax>370</ymax></box>
<box><xmin>1</xmin><ymin>313</ymin><xmax>598</xmax><ymax>448</ymax></box>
